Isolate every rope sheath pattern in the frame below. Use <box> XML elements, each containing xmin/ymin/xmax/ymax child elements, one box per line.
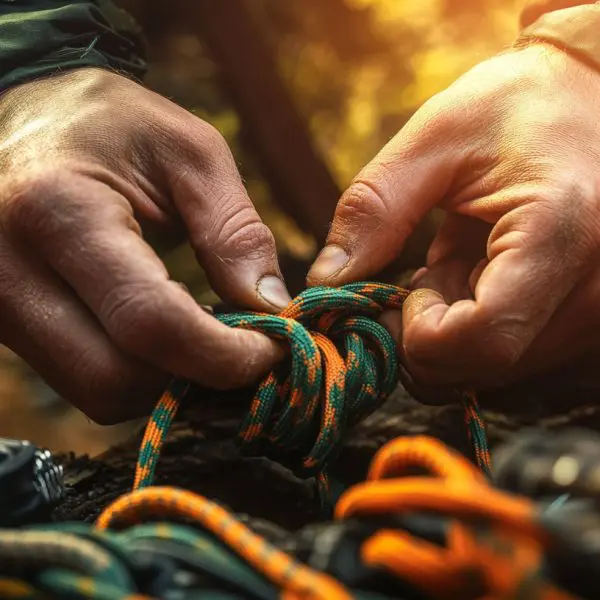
<box><xmin>0</xmin><ymin>283</ymin><xmax>580</xmax><ymax>599</ymax></box>
<box><xmin>134</xmin><ymin>283</ymin><xmax>492</xmax><ymax>495</ymax></box>
<box><xmin>0</xmin><ymin>437</ymin><xmax>577</xmax><ymax>600</ymax></box>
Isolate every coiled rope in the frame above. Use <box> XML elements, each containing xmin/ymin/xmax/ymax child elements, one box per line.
<box><xmin>0</xmin><ymin>437</ymin><xmax>574</xmax><ymax>600</ymax></box>
<box><xmin>134</xmin><ymin>282</ymin><xmax>492</xmax><ymax>501</ymax></box>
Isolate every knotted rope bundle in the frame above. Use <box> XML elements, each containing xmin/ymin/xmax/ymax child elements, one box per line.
<box><xmin>135</xmin><ymin>282</ymin><xmax>492</xmax><ymax>497</ymax></box>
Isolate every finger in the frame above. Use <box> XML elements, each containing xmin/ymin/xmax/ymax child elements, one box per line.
<box><xmin>485</xmin><ymin>267</ymin><xmax>600</xmax><ymax>386</ymax></box>
<box><xmin>307</xmin><ymin>101</ymin><xmax>462</xmax><ymax>286</ymax></box>
<box><xmin>408</xmin><ymin>214</ymin><xmax>490</xmax><ymax>299</ymax></box>
<box><xmin>411</xmin><ymin>255</ymin><xmax>476</xmax><ymax>304</ymax></box>
<box><xmin>156</xmin><ymin>119</ymin><xmax>291</xmax><ymax>311</ymax></box>
<box><xmin>402</xmin><ymin>189</ymin><xmax>596</xmax><ymax>385</ymax></box>
<box><xmin>9</xmin><ymin>172</ymin><xmax>283</xmax><ymax>389</ymax></box>
<box><xmin>425</xmin><ymin>213</ymin><xmax>491</xmax><ymax>267</ymax></box>
<box><xmin>383</xmin><ymin>254</ymin><xmax>477</xmax><ymax>344</ymax></box>
<box><xmin>382</xmin><ymin>219</ymin><xmax>486</xmax><ymax>341</ymax></box>
<box><xmin>378</xmin><ymin>310</ymin><xmax>460</xmax><ymax>405</ymax></box>
<box><xmin>380</xmin><ymin>238</ymin><xmax>484</xmax><ymax>397</ymax></box>
<box><xmin>0</xmin><ymin>248</ymin><xmax>166</xmax><ymax>425</ymax></box>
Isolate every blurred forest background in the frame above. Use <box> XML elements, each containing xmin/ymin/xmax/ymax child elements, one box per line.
<box><xmin>0</xmin><ymin>0</ymin><xmax>525</xmax><ymax>455</ymax></box>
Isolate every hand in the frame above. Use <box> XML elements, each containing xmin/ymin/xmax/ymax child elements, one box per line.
<box><xmin>308</xmin><ymin>44</ymin><xmax>600</xmax><ymax>391</ymax></box>
<box><xmin>0</xmin><ymin>68</ymin><xmax>290</xmax><ymax>424</ymax></box>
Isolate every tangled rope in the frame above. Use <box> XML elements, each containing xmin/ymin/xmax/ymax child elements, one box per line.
<box><xmin>0</xmin><ymin>436</ymin><xmax>578</xmax><ymax>600</ymax></box>
<box><xmin>134</xmin><ymin>283</ymin><xmax>492</xmax><ymax>500</ymax></box>
<box><xmin>0</xmin><ymin>284</ymin><xmax>583</xmax><ymax>599</ymax></box>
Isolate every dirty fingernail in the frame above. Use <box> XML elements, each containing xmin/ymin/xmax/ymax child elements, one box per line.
<box><xmin>308</xmin><ymin>245</ymin><xmax>349</xmax><ymax>281</ymax></box>
<box><xmin>257</xmin><ymin>275</ymin><xmax>292</xmax><ymax>310</ymax></box>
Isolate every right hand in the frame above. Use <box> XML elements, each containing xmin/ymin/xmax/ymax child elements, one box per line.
<box><xmin>0</xmin><ymin>68</ymin><xmax>289</xmax><ymax>424</ymax></box>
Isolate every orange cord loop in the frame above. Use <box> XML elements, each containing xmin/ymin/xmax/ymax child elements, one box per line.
<box><xmin>95</xmin><ymin>433</ymin><xmax>579</xmax><ymax>600</ymax></box>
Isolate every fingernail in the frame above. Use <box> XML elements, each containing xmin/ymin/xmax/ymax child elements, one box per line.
<box><xmin>308</xmin><ymin>245</ymin><xmax>349</xmax><ymax>281</ymax></box>
<box><xmin>403</xmin><ymin>289</ymin><xmax>445</xmax><ymax>322</ymax></box>
<box><xmin>257</xmin><ymin>276</ymin><xmax>292</xmax><ymax>310</ymax></box>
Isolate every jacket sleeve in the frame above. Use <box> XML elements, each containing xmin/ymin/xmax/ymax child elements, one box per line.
<box><xmin>0</xmin><ymin>0</ymin><xmax>147</xmax><ymax>93</ymax></box>
<box><xmin>516</xmin><ymin>1</ymin><xmax>600</xmax><ymax>73</ymax></box>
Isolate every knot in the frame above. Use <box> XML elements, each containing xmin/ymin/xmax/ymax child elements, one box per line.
<box><xmin>217</xmin><ymin>283</ymin><xmax>408</xmax><ymax>478</ymax></box>
<box><xmin>133</xmin><ymin>282</ymin><xmax>491</xmax><ymax>496</ymax></box>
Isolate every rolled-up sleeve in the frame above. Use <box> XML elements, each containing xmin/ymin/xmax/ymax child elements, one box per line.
<box><xmin>0</xmin><ymin>0</ymin><xmax>146</xmax><ymax>92</ymax></box>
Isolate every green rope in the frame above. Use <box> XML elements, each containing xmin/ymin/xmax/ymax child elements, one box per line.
<box><xmin>134</xmin><ymin>283</ymin><xmax>492</xmax><ymax>499</ymax></box>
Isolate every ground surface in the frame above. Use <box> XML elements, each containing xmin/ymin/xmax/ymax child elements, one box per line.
<box><xmin>55</xmin><ymin>375</ymin><xmax>600</xmax><ymax>530</ymax></box>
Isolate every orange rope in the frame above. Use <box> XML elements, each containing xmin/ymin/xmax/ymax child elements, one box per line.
<box><xmin>96</xmin><ymin>487</ymin><xmax>353</xmax><ymax>600</ymax></box>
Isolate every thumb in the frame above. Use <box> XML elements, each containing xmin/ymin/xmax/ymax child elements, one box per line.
<box><xmin>307</xmin><ymin>109</ymin><xmax>459</xmax><ymax>286</ymax></box>
<box><xmin>162</xmin><ymin>122</ymin><xmax>291</xmax><ymax>312</ymax></box>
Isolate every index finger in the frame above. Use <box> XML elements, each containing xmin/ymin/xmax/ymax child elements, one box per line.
<box><xmin>307</xmin><ymin>101</ymin><xmax>461</xmax><ymax>286</ymax></box>
<box><xmin>10</xmin><ymin>171</ymin><xmax>283</xmax><ymax>390</ymax></box>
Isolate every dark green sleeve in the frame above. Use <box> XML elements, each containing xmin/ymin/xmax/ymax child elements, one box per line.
<box><xmin>0</xmin><ymin>0</ymin><xmax>147</xmax><ymax>92</ymax></box>
<box><xmin>516</xmin><ymin>2</ymin><xmax>600</xmax><ymax>74</ymax></box>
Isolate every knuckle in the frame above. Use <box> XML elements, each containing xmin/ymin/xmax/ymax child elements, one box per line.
<box><xmin>195</xmin><ymin>121</ymin><xmax>229</xmax><ymax>151</ymax></box>
<box><xmin>205</xmin><ymin>206</ymin><xmax>276</xmax><ymax>262</ymax></box>
<box><xmin>548</xmin><ymin>178</ymin><xmax>600</xmax><ymax>255</ymax></box>
<box><xmin>160</xmin><ymin>121</ymin><xmax>234</xmax><ymax>185</ymax></box>
<box><xmin>408</xmin><ymin>92</ymin><xmax>461</xmax><ymax>142</ymax></box>
<box><xmin>336</xmin><ymin>180</ymin><xmax>390</xmax><ymax>230</ymax></box>
<box><xmin>3</xmin><ymin>169</ymin><xmax>66</xmax><ymax>236</ymax></box>
<box><xmin>0</xmin><ymin>245</ymin><xmax>18</xmax><ymax>317</ymax></box>
<box><xmin>182</xmin><ymin>121</ymin><xmax>231</xmax><ymax>168</ymax></box>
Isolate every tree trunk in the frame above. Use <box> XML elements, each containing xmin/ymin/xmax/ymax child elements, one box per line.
<box><xmin>191</xmin><ymin>0</ymin><xmax>340</xmax><ymax>245</ymax></box>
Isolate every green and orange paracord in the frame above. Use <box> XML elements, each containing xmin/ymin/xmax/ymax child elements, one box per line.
<box><xmin>134</xmin><ymin>282</ymin><xmax>492</xmax><ymax>499</ymax></box>
<box><xmin>0</xmin><ymin>284</ymin><xmax>578</xmax><ymax>600</ymax></box>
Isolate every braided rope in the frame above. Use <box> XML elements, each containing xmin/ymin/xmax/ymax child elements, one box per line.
<box><xmin>134</xmin><ymin>283</ymin><xmax>492</xmax><ymax>495</ymax></box>
<box><xmin>0</xmin><ymin>436</ymin><xmax>574</xmax><ymax>600</ymax></box>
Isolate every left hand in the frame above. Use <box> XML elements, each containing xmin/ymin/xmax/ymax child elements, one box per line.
<box><xmin>307</xmin><ymin>43</ymin><xmax>600</xmax><ymax>392</ymax></box>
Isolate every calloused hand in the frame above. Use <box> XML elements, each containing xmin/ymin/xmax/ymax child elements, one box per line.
<box><xmin>308</xmin><ymin>44</ymin><xmax>600</xmax><ymax>392</ymax></box>
<box><xmin>0</xmin><ymin>68</ymin><xmax>290</xmax><ymax>423</ymax></box>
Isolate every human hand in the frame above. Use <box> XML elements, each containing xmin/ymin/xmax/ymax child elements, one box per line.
<box><xmin>308</xmin><ymin>44</ymin><xmax>600</xmax><ymax>391</ymax></box>
<box><xmin>0</xmin><ymin>68</ymin><xmax>290</xmax><ymax>423</ymax></box>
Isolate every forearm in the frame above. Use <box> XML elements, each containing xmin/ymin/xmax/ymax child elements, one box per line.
<box><xmin>517</xmin><ymin>1</ymin><xmax>600</xmax><ymax>72</ymax></box>
<box><xmin>0</xmin><ymin>0</ymin><xmax>146</xmax><ymax>93</ymax></box>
